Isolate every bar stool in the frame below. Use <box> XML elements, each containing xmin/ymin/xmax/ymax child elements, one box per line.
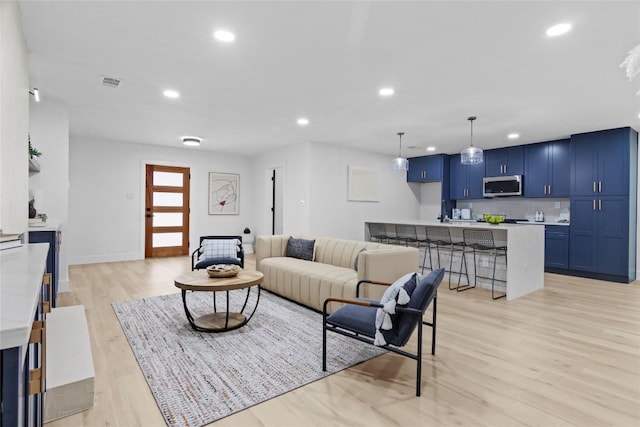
<box><xmin>415</xmin><ymin>225</ymin><xmax>434</xmax><ymax>273</ymax></box>
<box><xmin>426</xmin><ymin>226</ymin><xmax>470</xmax><ymax>290</ymax></box>
<box><xmin>367</xmin><ymin>223</ymin><xmax>389</xmax><ymax>244</ymax></box>
<box><xmin>385</xmin><ymin>224</ymin><xmax>400</xmax><ymax>245</ymax></box>
<box><xmin>396</xmin><ymin>224</ymin><xmax>419</xmax><ymax>247</ymax></box>
<box><xmin>462</xmin><ymin>229</ymin><xmax>507</xmax><ymax>300</ymax></box>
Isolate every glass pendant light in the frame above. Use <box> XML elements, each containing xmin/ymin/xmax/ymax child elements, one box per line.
<box><xmin>392</xmin><ymin>132</ymin><xmax>409</xmax><ymax>171</ymax></box>
<box><xmin>460</xmin><ymin>116</ymin><xmax>483</xmax><ymax>165</ymax></box>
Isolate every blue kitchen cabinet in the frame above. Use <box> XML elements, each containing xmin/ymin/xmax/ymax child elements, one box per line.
<box><xmin>449</xmin><ymin>154</ymin><xmax>484</xmax><ymax>199</ymax></box>
<box><xmin>524</xmin><ymin>139</ymin><xmax>570</xmax><ymax>197</ymax></box>
<box><xmin>571</xmin><ymin>127</ymin><xmax>631</xmax><ymax>196</ymax></box>
<box><xmin>29</xmin><ymin>229</ymin><xmax>60</xmax><ymax>307</ymax></box>
<box><xmin>407</xmin><ymin>154</ymin><xmax>444</xmax><ymax>182</ymax></box>
<box><xmin>569</xmin><ymin>196</ymin><xmax>629</xmax><ymax>277</ymax></box>
<box><xmin>569</xmin><ymin>127</ymin><xmax>637</xmax><ymax>282</ymax></box>
<box><xmin>484</xmin><ymin>145</ymin><xmax>524</xmax><ymax>177</ymax></box>
<box><xmin>544</xmin><ymin>225</ymin><xmax>569</xmax><ymax>270</ymax></box>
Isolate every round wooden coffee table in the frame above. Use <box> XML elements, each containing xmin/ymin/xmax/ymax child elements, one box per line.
<box><xmin>174</xmin><ymin>270</ymin><xmax>264</xmax><ymax>332</ymax></box>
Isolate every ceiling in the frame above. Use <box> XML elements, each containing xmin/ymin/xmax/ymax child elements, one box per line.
<box><xmin>19</xmin><ymin>1</ymin><xmax>640</xmax><ymax>158</ymax></box>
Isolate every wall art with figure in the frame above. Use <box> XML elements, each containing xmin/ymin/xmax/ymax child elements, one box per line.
<box><xmin>209</xmin><ymin>172</ymin><xmax>239</xmax><ymax>214</ymax></box>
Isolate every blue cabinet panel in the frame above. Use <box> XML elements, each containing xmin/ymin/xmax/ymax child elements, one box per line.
<box><xmin>407</xmin><ymin>154</ymin><xmax>444</xmax><ymax>182</ymax></box>
<box><xmin>449</xmin><ymin>154</ymin><xmax>484</xmax><ymax>199</ymax></box>
<box><xmin>485</xmin><ymin>145</ymin><xmax>524</xmax><ymax>177</ymax></box>
<box><xmin>571</xmin><ymin>128</ymin><xmax>631</xmax><ymax>197</ymax></box>
<box><xmin>545</xmin><ymin>225</ymin><xmax>569</xmax><ymax>269</ymax></box>
<box><xmin>524</xmin><ymin>139</ymin><xmax>569</xmax><ymax>198</ymax></box>
<box><xmin>29</xmin><ymin>230</ymin><xmax>59</xmax><ymax>307</ymax></box>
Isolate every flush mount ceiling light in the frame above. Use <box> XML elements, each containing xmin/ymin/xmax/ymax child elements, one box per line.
<box><xmin>426</xmin><ymin>146</ymin><xmax>436</xmax><ymax>152</ymax></box>
<box><xmin>460</xmin><ymin>116</ymin><xmax>483</xmax><ymax>165</ymax></box>
<box><xmin>508</xmin><ymin>133</ymin><xmax>520</xmax><ymax>140</ymax></box>
<box><xmin>297</xmin><ymin>117</ymin><xmax>309</xmax><ymax>126</ymax></box>
<box><xmin>181</xmin><ymin>136</ymin><xmax>201</xmax><ymax>147</ymax></box>
<box><xmin>214</xmin><ymin>30</ymin><xmax>235</xmax><ymax>42</ymax></box>
<box><xmin>29</xmin><ymin>88</ymin><xmax>40</xmax><ymax>102</ymax></box>
<box><xmin>379</xmin><ymin>87</ymin><xmax>394</xmax><ymax>97</ymax></box>
<box><xmin>392</xmin><ymin>132</ymin><xmax>409</xmax><ymax>171</ymax></box>
<box><xmin>546</xmin><ymin>23</ymin><xmax>571</xmax><ymax>37</ymax></box>
<box><xmin>163</xmin><ymin>89</ymin><xmax>180</xmax><ymax>99</ymax></box>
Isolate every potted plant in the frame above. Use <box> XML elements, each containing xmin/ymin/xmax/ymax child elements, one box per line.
<box><xmin>28</xmin><ymin>134</ymin><xmax>42</xmax><ymax>159</ymax></box>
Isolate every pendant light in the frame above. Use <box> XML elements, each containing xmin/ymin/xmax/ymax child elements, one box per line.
<box><xmin>392</xmin><ymin>132</ymin><xmax>409</xmax><ymax>171</ymax></box>
<box><xmin>460</xmin><ymin>116</ymin><xmax>483</xmax><ymax>165</ymax></box>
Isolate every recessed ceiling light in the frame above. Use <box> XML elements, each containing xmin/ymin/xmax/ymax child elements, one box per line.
<box><xmin>378</xmin><ymin>87</ymin><xmax>394</xmax><ymax>97</ymax></box>
<box><xmin>214</xmin><ymin>30</ymin><xmax>235</xmax><ymax>42</ymax></box>
<box><xmin>297</xmin><ymin>117</ymin><xmax>310</xmax><ymax>126</ymax></box>
<box><xmin>181</xmin><ymin>136</ymin><xmax>201</xmax><ymax>146</ymax></box>
<box><xmin>546</xmin><ymin>23</ymin><xmax>571</xmax><ymax>37</ymax></box>
<box><xmin>426</xmin><ymin>146</ymin><xmax>436</xmax><ymax>152</ymax></box>
<box><xmin>508</xmin><ymin>133</ymin><xmax>520</xmax><ymax>140</ymax></box>
<box><xmin>163</xmin><ymin>89</ymin><xmax>180</xmax><ymax>99</ymax></box>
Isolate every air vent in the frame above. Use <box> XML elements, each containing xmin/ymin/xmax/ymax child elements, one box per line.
<box><xmin>100</xmin><ymin>76</ymin><xmax>121</xmax><ymax>88</ymax></box>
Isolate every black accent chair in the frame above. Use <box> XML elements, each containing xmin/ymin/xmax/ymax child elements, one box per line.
<box><xmin>322</xmin><ymin>268</ymin><xmax>444</xmax><ymax>396</ymax></box>
<box><xmin>191</xmin><ymin>235</ymin><xmax>244</xmax><ymax>271</ymax></box>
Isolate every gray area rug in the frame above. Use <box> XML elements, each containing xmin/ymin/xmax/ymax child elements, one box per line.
<box><xmin>112</xmin><ymin>288</ymin><xmax>385</xmax><ymax>427</ymax></box>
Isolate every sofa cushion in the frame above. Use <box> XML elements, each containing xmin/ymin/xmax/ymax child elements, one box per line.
<box><xmin>194</xmin><ymin>257</ymin><xmax>243</xmax><ymax>269</ymax></box>
<box><xmin>286</xmin><ymin>237</ymin><xmax>315</xmax><ymax>261</ymax></box>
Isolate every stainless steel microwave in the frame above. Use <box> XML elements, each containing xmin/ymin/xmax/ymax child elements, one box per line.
<box><xmin>483</xmin><ymin>175</ymin><xmax>523</xmax><ymax>197</ymax></box>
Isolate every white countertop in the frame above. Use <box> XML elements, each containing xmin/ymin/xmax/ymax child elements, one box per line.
<box><xmin>0</xmin><ymin>243</ymin><xmax>49</xmax><ymax>349</ymax></box>
<box><xmin>28</xmin><ymin>222</ymin><xmax>60</xmax><ymax>232</ymax></box>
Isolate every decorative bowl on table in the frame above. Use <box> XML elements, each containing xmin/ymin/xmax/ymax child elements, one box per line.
<box><xmin>206</xmin><ymin>264</ymin><xmax>241</xmax><ymax>278</ymax></box>
<box><xmin>484</xmin><ymin>214</ymin><xmax>506</xmax><ymax>225</ymax></box>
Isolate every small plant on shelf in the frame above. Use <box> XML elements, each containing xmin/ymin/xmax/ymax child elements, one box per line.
<box><xmin>28</xmin><ymin>134</ymin><xmax>42</xmax><ymax>159</ymax></box>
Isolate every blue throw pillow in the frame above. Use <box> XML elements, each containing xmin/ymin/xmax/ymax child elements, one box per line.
<box><xmin>286</xmin><ymin>237</ymin><xmax>315</xmax><ymax>261</ymax></box>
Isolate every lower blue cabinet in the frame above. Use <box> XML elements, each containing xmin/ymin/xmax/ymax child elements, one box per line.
<box><xmin>545</xmin><ymin>225</ymin><xmax>569</xmax><ymax>270</ymax></box>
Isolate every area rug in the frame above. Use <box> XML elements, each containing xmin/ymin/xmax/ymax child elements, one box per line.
<box><xmin>112</xmin><ymin>289</ymin><xmax>385</xmax><ymax>427</ymax></box>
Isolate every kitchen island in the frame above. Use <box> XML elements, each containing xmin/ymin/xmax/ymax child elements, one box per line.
<box><xmin>365</xmin><ymin>220</ymin><xmax>544</xmax><ymax>301</ymax></box>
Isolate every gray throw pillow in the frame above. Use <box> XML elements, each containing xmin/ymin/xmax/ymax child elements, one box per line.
<box><xmin>354</xmin><ymin>248</ymin><xmax>367</xmax><ymax>271</ymax></box>
<box><xmin>286</xmin><ymin>237</ymin><xmax>315</xmax><ymax>261</ymax></box>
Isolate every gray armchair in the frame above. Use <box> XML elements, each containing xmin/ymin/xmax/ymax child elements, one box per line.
<box><xmin>322</xmin><ymin>268</ymin><xmax>444</xmax><ymax>396</ymax></box>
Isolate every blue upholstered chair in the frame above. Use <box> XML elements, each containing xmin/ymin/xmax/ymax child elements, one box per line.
<box><xmin>191</xmin><ymin>235</ymin><xmax>244</xmax><ymax>270</ymax></box>
<box><xmin>322</xmin><ymin>268</ymin><xmax>444</xmax><ymax>396</ymax></box>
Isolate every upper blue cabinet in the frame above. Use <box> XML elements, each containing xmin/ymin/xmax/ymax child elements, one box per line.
<box><xmin>407</xmin><ymin>154</ymin><xmax>444</xmax><ymax>182</ymax></box>
<box><xmin>449</xmin><ymin>154</ymin><xmax>484</xmax><ymax>199</ymax></box>
<box><xmin>524</xmin><ymin>139</ymin><xmax>570</xmax><ymax>198</ymax></box>
<box><xmin>570</xmin><ymin>127</ymin><xmax>634</xmax><ymax>196</ymax></box>
<box><xmin>484</xmin><ymin>145</ymin><xmax>524</xmax><ymax>177</ymax></box>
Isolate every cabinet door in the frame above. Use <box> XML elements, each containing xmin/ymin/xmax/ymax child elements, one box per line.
<box><xmin>571</xmin><ymin>133</ymin><xmax>598</xmax><ymax>196</ymax></box>
<box><xmin>485</xmin><ymin>146</ymin><xmax>523</xmax><ymax>176</ymax></box>
<box><xmin>408</xmin><ymin>155</ymin><xmax>443</xmax><ymax>182</ymax></box>
<box><xmin>466</xmin><ymin>161</ymin><xmax>485</xmax><ymax>199</ymax></box>
<box><xmin>597</xmin><ymin>196</ymin><xmax>629</xmax><ymax>275</ymax></box>
<box><xmin>407</xmin><ymin>158</ymin><xmax>424</xmax><ymax>182</ymax></box>
<box><xmin>524</xmin><ymin>143</ymin><xmax>549</xmax><ymax>197</ymax></box>
<box><xmin>598</xmin><ymin>129</ymin><xmax>630</xmax><ymax>196</ymax></box>
<box><xmin>449</xmin><ymin>154</ymin><xmax>466</xmax><ymax>199</ymax></box>
<box><xmin>484</xmin><ymin>149</ymin><xmax>505</xmax><ymax>177</ymax></box>
<box><xmin>29</xmin><ymin>230</ymin><xmax>58</xmax><ymax>307</ymax></box>
<box><xmin>548</xmin><ymin>139</ymin><xmax>570</xmax><ymax>197</ymax></box>
<box><xmin>545</xmin><ymin>226</ymin><xmax>569</xmax><ymax>269</ymax></box>
<box><xmin>569</xmin><ymin>197</ymin><xmax>598</xmax><ymax>272</ymax></box>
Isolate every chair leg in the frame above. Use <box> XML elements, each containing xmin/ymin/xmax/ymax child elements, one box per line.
<box><xmin>431</xmin><ymin>294</ymin><xmax>437</xmax><ymax>355</ymax></box>
<box><xmin>416</xmin><ymin>318</ymin><xmax>423</xmax><ymax>397</ymax></box>
<box><xmin>322</xmin><ymin>312</ymin><xmax>327</xmax><ymax>371</ymax></box>
<box><xmin>491</xmin><ymin>252</ymin><xmax>507</xmax><ymax>300</ymax></box>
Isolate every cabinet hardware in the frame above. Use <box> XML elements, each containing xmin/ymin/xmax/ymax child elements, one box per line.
<box><xmin>598</xmin><ymin>181</ymin><xmax>602</xmax><ymax>192</ymax></box>
<box><xmin>548</xmin><ymin>184</ymin><xmax>551</xmax><ymax>194</ymax></box>
<box><xmin>28</xmin><ymin>320</ymin><xmax>46</xmax><ymax>395</ymax></box>
<box><xmin>593</xmin><ymin>181</ymin><xmax>596</xmax><ymax>192</ymax></box>
<box><xmin>42</xmin><ymin>273</ymin><xmax>52</xmax><ymax>313</ymax></box>
<box><xmin>593</xmin><ymin>200</ymin><xmax>596</xmax><ymax>210</ymax></box>
<box><xmin>599</xmin><ymin>199</ymin><xmax>602</xmax><ymax>210</ymax></box>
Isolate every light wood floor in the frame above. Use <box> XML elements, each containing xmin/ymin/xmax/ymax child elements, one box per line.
<box><xmin>51</xmin><ymin>255</ymin><xmax>640</xmax><ymax>427</ymax></box>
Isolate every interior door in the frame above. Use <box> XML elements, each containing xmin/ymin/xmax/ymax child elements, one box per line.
<box><xmin>145</xmin><ymin>164</ymin><xmax>190</xmax><ymax>257</ymax></box>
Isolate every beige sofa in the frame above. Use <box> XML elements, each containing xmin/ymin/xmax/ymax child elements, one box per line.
<box><xmin>255</xmin><ymin>235</ymin><xmax>420</xmax><ymax>312</ymax></box>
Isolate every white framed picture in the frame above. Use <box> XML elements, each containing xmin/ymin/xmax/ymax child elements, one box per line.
<box><xmin>209</xmin><ymin>172</ymin><xmax>239</xmax><ymax>214</ymax></box>
<box><xmin>347</xmin><ymin>166</ymin><xmax>379</xmax><ymax>202</ymax></box>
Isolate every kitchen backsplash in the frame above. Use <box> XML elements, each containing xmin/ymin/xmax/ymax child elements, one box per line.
<box><xmin>455</xmin><ymin>198</ymin><xmax>570</xmax><ymax>222</ymax></box>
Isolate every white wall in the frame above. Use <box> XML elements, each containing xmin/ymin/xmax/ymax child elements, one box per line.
<box><xmin>417</xmin><ymin>181</ymin><xmax>442</xmax><ymax>221</ymax></box>
<box><xmin>251</xmin><ymin>143</ymin><xmax>311</xmax><ymax>237</ymax></box>
<box><xmin>0</xmin><ymin>1</ymin><xmax>29</xmax><ymax>235</ymax></box>
<box><xmin>29</xmin><ymin>98</ymin><xmax>70</xmax><ymax>288</ymax></box>
<box><xmin>68</xmin><ymin>137</ymin><xmax>253</xmax><ymax>264</ymax></box>
<box><xmin>307</xmin><ymin>143</ymin><xmax>419</xmax><ymax>240</ymax></box>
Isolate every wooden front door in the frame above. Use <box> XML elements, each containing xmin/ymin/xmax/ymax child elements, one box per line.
<box><xmin>145</xmin><ymin>164</ymin><xmax>190</xmax><ymax>257</ymax></box>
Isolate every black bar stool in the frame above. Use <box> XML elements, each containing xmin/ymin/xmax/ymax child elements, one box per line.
<box><xmin>426</xmin><ymin>226</ymin><xmax>470</xmax><ymax>290</ymax></box>
<box><xmin>462</xmin><ymin>229</ymin><xmax>507</xmax><ymax>300</ymax></box>
<box><xmin>396</xmin><ymin>224</ymin><xmax>419</xmax><ymax>247</ymax></box>
<box><xmin>416</xmin><ymin>225</ymin><xmax>434</xmax><ymax>273</ymax></box>
<box><xmin>367</xmin><ymin>223</ymin><xmax>389</xmax><ymax>244</ymax></box>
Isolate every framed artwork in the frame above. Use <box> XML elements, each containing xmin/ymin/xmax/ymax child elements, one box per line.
<box><xmin>347</xmin><ymin>165</ymin><xmax>380</xmax><ymax>202</ymax></box>
<box><xmin>209</xmin><ymin>172</ymin><xmax>239</xmax><ymax>214</ymax></box>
